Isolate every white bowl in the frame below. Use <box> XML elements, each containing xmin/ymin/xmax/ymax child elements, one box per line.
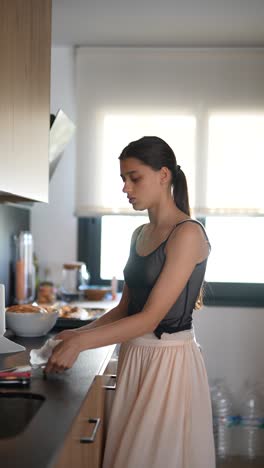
<box><xmin>6</xmin><ymin>309</ymin><xmax>59</xmax><ymax>337</ymax></box>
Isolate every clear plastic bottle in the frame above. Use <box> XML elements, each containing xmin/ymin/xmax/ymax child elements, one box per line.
<box><xmin>239</xmin><ymin>381</ymin><xmax>264</xmax><ymax>459</ymax></box>
<box><xmin>211</xmin><ymin>379</ymin><xmax>238</xmax><ymax>460</ymax></box>
<box><xmin>209</xmin><ymin>379</ymin><xmax>220</xmax><ymax>448</ymax></box>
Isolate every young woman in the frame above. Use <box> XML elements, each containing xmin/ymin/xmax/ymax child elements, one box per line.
<box><xmin>46</xmin><ymin>136</ymin><xmax>216</xmax><ymax>468</ymax></box>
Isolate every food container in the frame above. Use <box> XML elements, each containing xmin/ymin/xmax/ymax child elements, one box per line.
<box><xmin>60</xmin><ymin>262</ymin><xmax>90</xmax><ymax>301</ymax></box>
<box><xmin>55</xmin><ymin>305</ymin><xmax>107</xmax><ymax>329</ymax></box>
<box><xmin>84</xmin><ymin>286</ymin><xmax>111</xmax><ymax>301</ymax></box>
<box><xmin>37</xmin><ymin>282</ymin><xmax>56</xmax><ymax>304</ymax></box>
<box><xmin>13</xmin><ymin>232</ymin><xmax>35</xmax><ymax>304</ymax></box>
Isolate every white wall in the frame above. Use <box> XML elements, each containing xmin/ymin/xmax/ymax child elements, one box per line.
<box><xmin>31</xmin><ymin>47</ymin><xmax>77</xmax><ymax>285</ymax></box>
<box><xmin>193</xmin><ymin>305</ymin><xmax>264</xmax><ymax>405</ymax></box>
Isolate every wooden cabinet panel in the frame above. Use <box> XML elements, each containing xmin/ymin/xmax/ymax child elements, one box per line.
<box><xmin>54</xmin><ymin>376</ymin><xmax>105</xmax><ymax>468</ymax></box>
<box><xmin>0</xmin><ymin>0</ymin><xmax>51</xmax><ymax>203</ymax></box>
<box><xmin>102</xmin><ymin>373</ymin><xmax>117</xmax><ymax>452</ymax></box>
<box><xmin>102</xmin><ymin>351</ymin><xmax>118</xmax><ymax>453</ymax></box>
<box><xmin>54</xmin><ymin>348</ymin><xmax>119</xmax><ymax>468</ymax></box>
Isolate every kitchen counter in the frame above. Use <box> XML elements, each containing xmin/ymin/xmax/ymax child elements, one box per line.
<box><xmin>69</xmin><ymin>295</ymin><xmax>121</xmax><ymax>310</ymax></box>
<box><xmin>0</xmin><ymin>332</ymin><xmax>116</xmax><ymax>468</ymax></box>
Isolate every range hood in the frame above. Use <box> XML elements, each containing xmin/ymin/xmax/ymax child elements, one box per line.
<box><xmin>49</xmin><ymin>109</ymin><xmax>76</xmax><ymax>180</ymax></box>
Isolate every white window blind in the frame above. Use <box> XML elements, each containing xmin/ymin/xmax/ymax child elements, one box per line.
<box><xmin>76</xmin><ymin>48</ymin><xmax>264</xmax><ymax>217</ymax></box>
<box><xmin>206</xmin><ymin>114</ymin><xmax>264</xmax><ymax>215</ymax></box>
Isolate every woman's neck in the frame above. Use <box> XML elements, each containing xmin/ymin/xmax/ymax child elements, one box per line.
<box><xmin>147</xmin><ymin>196</ymin><xmax>187</xmax><ymax>228</ymax></box>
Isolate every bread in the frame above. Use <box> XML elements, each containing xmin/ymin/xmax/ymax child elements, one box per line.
<box><xmin>58</xmin><ymin>305</ymin><xmax>88</xmax><ymax>319</ymax></box>
<box><xmin>37</xmin><ymin>304</ymin><xmax>58</xmax><ymax>314</ymax></box>
<box><xmin>6</xmin><ymin>304</ymin><xmax>47</xmax><ymax>314</ymax></box>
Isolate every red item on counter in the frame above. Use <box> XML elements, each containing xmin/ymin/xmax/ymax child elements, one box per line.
<box><xmin>0</xmin><ymin>365</ymin><xmax>32</xmax><ymax>379</ymax></box>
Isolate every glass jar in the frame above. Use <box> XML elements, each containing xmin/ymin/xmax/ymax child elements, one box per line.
<box><xmin>60</xmin><ymin>262</ymin><xmax>89</xmax><ymax>301</ymax></box>
<box><xmin>37</xmin><ymin>282</ymin><xmax>56</xmax><ymax>304</ymax></box>
<box><xmin>13</xmin><ymin>231</ymin><xmax>35</xmax><ymax>304</ymax></box>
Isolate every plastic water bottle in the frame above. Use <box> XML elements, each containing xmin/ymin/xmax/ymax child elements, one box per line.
<box><xmin>239</xmin><ymin>382</ymin><xmax>264</xmax><ymax>459</ymax></box>
<box><xmin>211</xmin><ymin>380</ymin><xmax>238</xmax><ymax>460</ymax></box>
<box><xmin>209</xmin><ymin>380</ymin><xmax>220</xmax><ymax>447</ymax></box>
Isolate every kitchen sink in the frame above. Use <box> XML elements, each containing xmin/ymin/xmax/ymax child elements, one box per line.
<box><xmin>0</xmin><ymin>392</ymin><xmax>45</xmax><ymax>438</ymax></box>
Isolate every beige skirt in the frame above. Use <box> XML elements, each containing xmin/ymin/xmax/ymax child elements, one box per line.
<box><xmin>102</xmin><ymin>328</ymin><xmax>216</xmax><ymax>468</ymax></box>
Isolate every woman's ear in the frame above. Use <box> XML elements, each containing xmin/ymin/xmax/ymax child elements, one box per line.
<box><xmin>160</xmin><ymin>166</ymin><xmax>171</xmax><ymax>185</ymax></box>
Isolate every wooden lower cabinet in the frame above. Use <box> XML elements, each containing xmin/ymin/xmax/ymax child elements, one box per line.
<box><xmin>53</xmin><ymin>349</ymin><xmax>119</xmax><ymax>468</ymax></box>
<box><xmin>54</xmin><ymin>375</ymin><xmax>105</xmax><ymax>468</ymax></box>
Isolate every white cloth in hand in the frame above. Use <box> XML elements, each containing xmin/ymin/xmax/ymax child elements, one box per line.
<box><xmin>30</xmin><ymin>338</ymin><xmax>62</xmax><ymax>368</ymax></box>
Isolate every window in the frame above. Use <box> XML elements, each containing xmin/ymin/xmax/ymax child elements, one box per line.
<box><xmin>99</xmin><ymin>215</ymin><xmax>264</xmax><ymax>285</ymax></box>
<box><xmin>205</xmin><ymin>217</ymin><xmax>264</xmax><ymax>284</ymax></box>
<box><xmin>100</xmin><ymin>215</ymin><xmax>148</xmax><ymax>279</ymax></box>
<box><xmin>78</xmin><ymin>214</ymin><xmax>264</xmax><ymax>306</ymax></box>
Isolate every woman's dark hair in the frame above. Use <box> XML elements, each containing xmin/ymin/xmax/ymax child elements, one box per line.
<box><xmin>119</xmin><ymin>136</ymin><xmax>190</xmax><ymax>216</ymax></box>
<box><xmin>119</xmin><ymin>136</ymin><xmax>204</xmax><ymax>310</ymax></box>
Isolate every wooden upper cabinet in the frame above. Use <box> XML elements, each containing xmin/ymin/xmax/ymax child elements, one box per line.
<box><xmin>0</xmin><ymin>0</ymin><xmax>51</xmax><ymax>203</ymax></box>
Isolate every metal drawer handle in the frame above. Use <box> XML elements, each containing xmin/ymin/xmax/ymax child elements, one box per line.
<box><xmin>103</xmin><ymin>374</ymin><xmax>117</xmax><ymax>390</ymax></box>
<box><xmin>80</xmin><ymin>417</ymin><xmax>101</xmax><ymax>443</ymax></box>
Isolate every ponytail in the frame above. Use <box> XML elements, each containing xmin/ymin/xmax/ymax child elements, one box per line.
<box><xmin>172</xmin><ymin>168</ymin><xmax>190</xmax><ymax>216</ymax></box>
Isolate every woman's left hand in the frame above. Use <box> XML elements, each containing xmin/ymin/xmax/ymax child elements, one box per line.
<box><xmin>45</xmin><ymin>333</ymin><xmax>82</xmax><ymax>374</ymax></box>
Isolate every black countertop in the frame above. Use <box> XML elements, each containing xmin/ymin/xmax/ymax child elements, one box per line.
<box><xmin>0</xmin><ymin>332</ymin><xmax>115</xmax><ymax>468</ymax></box>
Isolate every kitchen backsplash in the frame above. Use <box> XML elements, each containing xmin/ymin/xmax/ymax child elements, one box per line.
<box><xmin>0</xmin><ymin>205</ymin><xmax>30</xmax><ymax>305</ymax></box>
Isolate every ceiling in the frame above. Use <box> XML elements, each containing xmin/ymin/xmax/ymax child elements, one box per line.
<box><xmin>52</xmin><ymin>0</ymin><xmax>264</xmax><ymax>48</ymax></box>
